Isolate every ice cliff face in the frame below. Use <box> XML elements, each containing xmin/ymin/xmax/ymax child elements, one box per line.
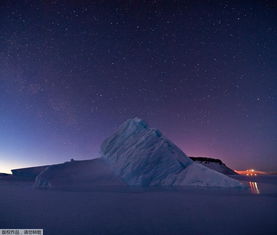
<box><xmin>101</xmin><ymin>118</ymin><xmax>243</xmax><ymax>188</ymax></box>
<box><xmin>34</xmin><ymin>159</ymin><xmax>125</xmax><ymax>189</ymax></box>
<box><xmin>101</xmin><ymin>118</ymin><xmax>192</xmax><ymax>186</ymax></box>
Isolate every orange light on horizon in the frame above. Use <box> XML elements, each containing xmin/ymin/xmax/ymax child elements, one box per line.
<box><xmin>235</xmin><ymin>169</ymin><xmax>267</xmax><ymax>176</ymax></box>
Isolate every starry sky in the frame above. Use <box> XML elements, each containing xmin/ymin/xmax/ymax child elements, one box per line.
<box><xmin>0</xmin><ymin>0</ymin><xmax>276</xmax><ymax>173</ymax></box>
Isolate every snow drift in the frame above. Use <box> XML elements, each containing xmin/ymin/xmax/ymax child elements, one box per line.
<box><xmin>101</xmin><ymin>117</ymin><xmax>243</xmax><ymax>188</ymax></box>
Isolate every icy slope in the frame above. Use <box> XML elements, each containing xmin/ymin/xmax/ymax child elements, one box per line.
<box><xmin>174</xmin><ymin>162</ymin><xmax>241</xmax><ymax>187</ymax></box>
<box><xmin>101</xmin><ymin>118</ymin><xmax>192</xmax><ymax>186</ymax></box>
<box><xmin>101</xmin><ymin>118</ymin><xmax>243</xmax><ymax>188</ymax></box>
<box><xmin>34</xmin><ymin>159</ymin><xmax>125</xmax><ymax>189</ymax></box>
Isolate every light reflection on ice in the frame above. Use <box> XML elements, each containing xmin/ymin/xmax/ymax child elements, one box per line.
<box><xmin>249</xmin><ymin>181</ymin><xmax>260</xmax><ymax>194</ymax></box>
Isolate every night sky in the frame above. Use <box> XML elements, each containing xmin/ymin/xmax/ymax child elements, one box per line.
<box><xmin>0</xmin><ymin>0</ymin><xmax>276</xmax><ymax>173</ymax></box>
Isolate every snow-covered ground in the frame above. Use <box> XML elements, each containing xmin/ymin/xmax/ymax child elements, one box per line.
<box><xmin>0</xmin><ymin>176</ymin><xmax>276</xmax><ymax>235</ymax></box>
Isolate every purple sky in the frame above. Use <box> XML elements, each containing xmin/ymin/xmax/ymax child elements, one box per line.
<box><xmin>0</xmin><ymin>0</ymin><xmax>276</xmax><ymax>173</ymax></box>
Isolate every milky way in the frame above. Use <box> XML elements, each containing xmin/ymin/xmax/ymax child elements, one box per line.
<box><xmin>0</xmin><ymin>0</ymin><xmax>276</xmax><ymax>172</ymax></box>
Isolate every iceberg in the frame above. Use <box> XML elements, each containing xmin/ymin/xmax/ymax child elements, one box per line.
<box><xmin>101</xmin><ymin>118</ymin><xmax>243</xmax><ymax>188</ymax></box>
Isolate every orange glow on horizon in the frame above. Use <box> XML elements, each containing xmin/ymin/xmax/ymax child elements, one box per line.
<box><xmin>235</xmin><ymin>169</ymin><xmax>267</xmax><ymax>176</ymax></box>
<box><xmin>0</xmin><ymin>159</ymin><xmax>35</xmax><ymax>174</ymax></box>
